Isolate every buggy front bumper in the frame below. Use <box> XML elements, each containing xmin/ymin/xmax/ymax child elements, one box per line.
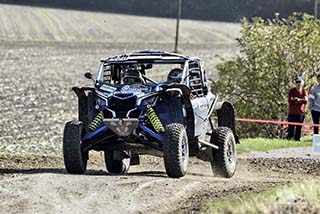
<box><xmin>81</xmin><ymin>119</ymin><xmax>164</xmax><ymax>143</ymax></box>
<box><xmin>103</xmin><ymin>118</ymin><xmax>138</xmax><ymax>137</ymax></box>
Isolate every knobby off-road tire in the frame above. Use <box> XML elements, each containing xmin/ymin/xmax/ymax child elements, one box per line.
<box><xmin>210</xmin><ymin>127</ymin><xmax>237</xmax><ymax>178</ymax></box>
<box><xmin>104</xmin><ymin>151</ymin><xmax>130</xmax><ymax>174</ymax></box>
<box><xmin>63</xmin><ymin>121</ymin><xmax>87</xmax><ymax>174</ymax></box>
<box><xmin>163</xmin><ymin>123</ymin><xmax>189</xmax><ymax>178</ymax></box>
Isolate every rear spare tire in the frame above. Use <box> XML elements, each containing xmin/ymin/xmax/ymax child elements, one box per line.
<box><xmin>210</xmin><ymin>127</ymin><xmax>237</xmax><ymax>178</ymax></box>
<box><xmin>163</xmin><ymin>123</ymin><xmax>189</xmax><ymax>178</ymax></box>
<box><xmin>63</xmin><ymin>120</ymin><xmax>87</xmax><ymax>174</ymax></box>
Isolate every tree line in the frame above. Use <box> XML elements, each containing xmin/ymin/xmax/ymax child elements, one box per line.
<box><xmin>212</xmin><ymin>13</ymin><xmax>320</xmax><ymax>137</ymax></box>
<box><xmin>0</xmin><ymin>0</ymin><xmax>315</xmax><ymax>21</ymax></box>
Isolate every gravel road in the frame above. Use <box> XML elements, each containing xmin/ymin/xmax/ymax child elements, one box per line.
<box><xmin>240</xmin><ymin>147</ymin><xmax>320</xmax><ymax>159</ymax></box>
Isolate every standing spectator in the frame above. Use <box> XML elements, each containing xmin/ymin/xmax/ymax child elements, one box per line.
<box><xmin>287</xmin><ymin>76</ymin><xmax>308</xmax><ymax>141</ymax></box>
<box><xmin>309</xmin><ymin>73</ymin><xmax>320</xmax><ymax>134</ymax></box>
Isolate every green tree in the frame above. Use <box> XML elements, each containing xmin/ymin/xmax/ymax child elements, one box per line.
<box><xmin>212</xmin><ymin>13</ymin><xmax>320</xmax><ymax>138</ymax></box>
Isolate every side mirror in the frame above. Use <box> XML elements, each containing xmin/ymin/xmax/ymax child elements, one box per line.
<box><xmin>84</xmin><ymin>72</ymin><xmax>93</xmax><ymax>80</ymax></box>
<box><xmin>144</xmin><ymin>63</ymin><xmax>153</xmax><ymax>70</ymax></box>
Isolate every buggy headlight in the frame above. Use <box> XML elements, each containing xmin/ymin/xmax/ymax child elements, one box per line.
<box><xmin>155</xmin><ymin>85</ymin><xmax>163</xmax><ymax>92</ymax></box>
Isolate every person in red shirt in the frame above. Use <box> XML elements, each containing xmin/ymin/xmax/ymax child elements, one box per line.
<box><xmin>287</xmin><ymin>76</ymin><xmax>308</xmax><ymax>141</ymax></box>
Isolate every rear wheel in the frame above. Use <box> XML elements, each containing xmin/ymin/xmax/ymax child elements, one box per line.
<box><xmin>104</xmin><ymin>151</ymin><xmax>130</xmax><ymax>174</ymax></box>
<box><xmin>63</xmin><ymin>121</ymin><xmax>87</xmax><ymax>174</ymax></box>
<box><xmin>210</xmin><ymin>127</ymin><xmax>237</xmax><ymax>178</ymax></box>
<box><xmin>163</xmin><ymin>123</ymin><xmax>189</xmax><ymax>178</ymax></box>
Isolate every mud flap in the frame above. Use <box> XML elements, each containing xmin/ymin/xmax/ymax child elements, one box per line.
<box><xmin>72</xmin><ymin>87</ymin><xmax>95</xmax><ymax>134</ymax></box>
<box><xmin>216</xmin><ymin>101</ymin><xmax>239</xmax><ymax>144</ymax></box>
<box><xmin>130</xmin><ymin>154</ymin><xmax>140</xmax><ymax>166</ymax></box>
<box><xmin>161</xmin><ymin>86</ymin><xmax>196</xmax><ymax>154</ymax></box>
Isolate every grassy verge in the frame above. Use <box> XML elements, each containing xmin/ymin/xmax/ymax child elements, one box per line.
<box><xmin>237</xmin><ymin>136</ymin><xmax>312</xmax><ymax>154</ymax></box>
<box><xmin>203</xmin><ymin>178</ymin><xmax>320</xmax><ymax>214</ymax></box>
<box><xmin>202</xmin><ymin>137</ymin><xmax>315</xmax><ymax>213</ymax></box>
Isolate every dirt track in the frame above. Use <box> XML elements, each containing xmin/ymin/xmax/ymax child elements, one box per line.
<box><xmin>1</xmin><ymin>153</ymin><xmax>319</xmax><ymax>214</ymax></box>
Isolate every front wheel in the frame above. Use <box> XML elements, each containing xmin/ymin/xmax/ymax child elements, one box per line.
<box><xmin>210</xmin><ymin>127</ymin><xmax>237</xmax><ymax>178</ymax></box>
<box><xmin>104</xmin><ymin>151</ymin><xmax>130</xmax><ymax>174</ymax></box>
<box><xmin>163</xmin><ymin>123</ymin><xmax>189</xmax><ymax>178</ymax></box>
<box><xmin>63</xmin><ymin>120</ymin><xmax>88</xmax><ymax>174</ymax></box>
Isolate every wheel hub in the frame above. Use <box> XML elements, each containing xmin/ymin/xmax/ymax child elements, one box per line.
<box><xmin>227</xmin><ymin>139</ymin><xmax>236</xmax><ymax>168</ymax></box>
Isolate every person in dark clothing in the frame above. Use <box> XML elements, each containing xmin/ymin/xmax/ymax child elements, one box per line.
<box><xmin>287</xmin><ymin>76</ymin><xmax>308</xmax><ymax>141</ymax></box>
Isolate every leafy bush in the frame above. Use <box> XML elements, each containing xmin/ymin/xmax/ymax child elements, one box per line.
<box><xmin>212</xmin><ymin>13</ymin><xmax>320</xmax><ymax>137</ymax></box>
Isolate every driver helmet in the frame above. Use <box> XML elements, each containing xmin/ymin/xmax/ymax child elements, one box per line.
<box><xmin>167</xmin><ymin>68</ymin><xmax>183</xmax><ymax>83</ymax></box>
<box><xmin>123</xmin><ymin>67</ymin><xmax>145</xmax><ymax>84</ymax></box>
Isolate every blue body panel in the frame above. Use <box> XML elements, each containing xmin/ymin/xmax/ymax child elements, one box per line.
<box><xmin>81</xmin><ymin>125</ymin><xmax>108</xmax><ymax>142</ymax></box>
<box><xmin>81</xmin><ymin>120</ymin><xmax>163</xmax><ymax>144</ymax></box>
<box><xmin>138</xmin><ymin>123</ymin><xmax>164</xmax><ymax>142</ymax></box>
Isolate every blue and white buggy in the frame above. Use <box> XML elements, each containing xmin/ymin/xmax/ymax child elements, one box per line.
<box><xmin>63</xmin><ymin>50</ymin><xmax>239</xmax><ymax>178</ymax></box>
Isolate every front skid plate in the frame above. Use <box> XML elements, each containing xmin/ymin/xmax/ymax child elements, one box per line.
<box><xmin>104</xmin><ymin>118</ymin><xmax>138</xmax><ymax>137</ymax></box>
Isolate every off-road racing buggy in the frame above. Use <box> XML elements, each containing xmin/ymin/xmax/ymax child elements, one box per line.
<box><xmin>63</xmin><ymin>50</ymin><xmax>239</xmax><ymax>178</ymax></box>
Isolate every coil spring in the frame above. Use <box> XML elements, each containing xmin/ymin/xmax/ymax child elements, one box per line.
<box><xmin>146</xmin><ymin>107</ymin><xmax>164</xmax><ymax>133</ymax></box>
<box><xmin>89</xmin><ymin>112</ymin><xmax>103</xmax><ymax>131</ymax></box>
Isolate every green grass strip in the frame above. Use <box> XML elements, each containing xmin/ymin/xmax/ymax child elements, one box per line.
<box><xmin>203</xmin><ymin>177</ymin><xmax>320</xmax><ymax>214</ymax></box>
<box><xmin>237</xmin><ymin>137</ymin><xmax>312</xmax><ymax>154</ymax></box>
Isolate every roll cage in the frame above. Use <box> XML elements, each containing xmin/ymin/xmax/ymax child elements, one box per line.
<box><xmin>95</xmin><ymin>50</ymin><xmax>209</xmax><ymax>97</ymax></box>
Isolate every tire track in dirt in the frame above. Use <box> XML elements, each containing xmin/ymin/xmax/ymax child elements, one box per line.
<box><xmin>1</xmin><ymin>154</ymin><xmax>319</xmax><ymax>214</ymax></box>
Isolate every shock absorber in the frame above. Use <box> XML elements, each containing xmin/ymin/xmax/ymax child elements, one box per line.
<box><xmin>89</xmin><ymin>112</ymin><xmax>103</xmax><ymax>131</ymax></box>
<box><xmin>146</xmin><ymin>107</ymin><xmax>164</xmax><ymax>133</ymax></box>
